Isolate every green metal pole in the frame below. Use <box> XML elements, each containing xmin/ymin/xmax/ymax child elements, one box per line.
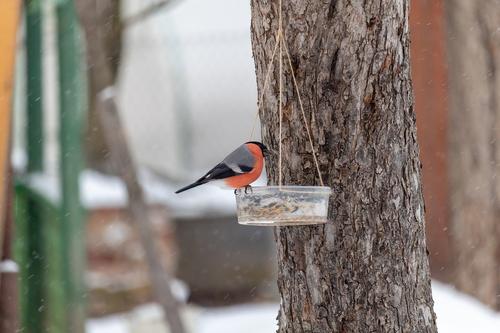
<box><xmin>20</xmin><ymin>1</ymin><xmax>45</xmax><ymax>332</ymax></box>
<box><xmin>14</xmin><ymin>186</ymin><xmax>45</xmax><ymax>333</ymax></box>
<box><xmin>25</xmin><ymin>0</ymin><xmax>44</xmax><ymax>172</ymax></box>
<box><xmin>56</xmin><ymin>0</ymin><xmax>86</xmax><ymax>332</ymax></box>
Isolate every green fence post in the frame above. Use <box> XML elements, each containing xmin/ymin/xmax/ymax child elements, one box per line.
<box><xmin>56</xmin><ymin>0</ymin><xmax>86</xmax><ymax>331</ymax></box>
<box><xmin>14</xmin><ymin>185</ymin><xmax>45</xmax><ymax>333</ymax></box>
<box><xmin>19</xmin><ymin>1</ymin><xmax>45</xmax><ymax>332</ymax></box>
<box><xmin>17</xmin><ymin>0</ymin><xmax>86</xmax><ymax>331</ymax></box>
<box><xmin>25</xmin><ymin>0</ymin><xmax>44</xmax><ymax>171</ymax></box>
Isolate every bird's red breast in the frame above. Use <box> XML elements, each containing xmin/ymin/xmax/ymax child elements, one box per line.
<box><xmin>224</xmin><ymin>143</ymin><xmax>264</xmax><ymax>189</ymax></box>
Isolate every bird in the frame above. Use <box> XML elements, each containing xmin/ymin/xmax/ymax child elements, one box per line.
<box><xmin>175</xmin><ymin>141</ymin><xmax>270</xmax><ymax>194</ymax></box>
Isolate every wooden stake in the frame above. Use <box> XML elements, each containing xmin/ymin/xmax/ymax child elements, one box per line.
<box><xmin>0</xmin><ymin>0</ymin><xmax>21</xmax><ymax>268</ymax></box>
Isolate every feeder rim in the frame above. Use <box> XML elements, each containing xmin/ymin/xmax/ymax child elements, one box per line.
<box><xmin>243</xmin><ymin>185</ymin><xmax>332</xmax><ymax>193</ymax></box>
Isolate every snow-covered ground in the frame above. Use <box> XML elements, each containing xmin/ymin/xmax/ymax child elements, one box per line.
<box><xmin>87</xmin><ymin>281</ymin><xmax>500</xmax><ymax>333</ymax></box>
<box><xmin>18</xmin><ymin>168</ymin><xmax>241</xmax><ymax>217</ymax></box>
<box><xmin>432</xmin><ymin>281</ymin><xmax>500</xmax><ymax>332</ymax></box>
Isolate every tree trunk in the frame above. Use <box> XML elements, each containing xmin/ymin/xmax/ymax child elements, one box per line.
<box><xmin>250</xmin><ymin>1</ymin><xmax>438</xmax><ymax>331</ymax></box>
<box><xmin>84</xmin><ymin>0</ymin><xmax>122</xmax><ymax>173</ymax></box>
<box><xmin>445</xmin><ymin>0</ymin><xmax>500</xmax><ymax>310</ymax></box>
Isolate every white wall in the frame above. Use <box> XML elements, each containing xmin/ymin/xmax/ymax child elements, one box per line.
<box><xmin>120</xmin><ymin>0</ymin><xmax>260</xmax><ymax>180</ymax></box>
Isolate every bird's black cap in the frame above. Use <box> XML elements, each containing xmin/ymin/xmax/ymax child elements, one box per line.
<box><xmin>246</xmin><ymin>141</ymin><xmax>270</xmax><ymax>157</ymax></box>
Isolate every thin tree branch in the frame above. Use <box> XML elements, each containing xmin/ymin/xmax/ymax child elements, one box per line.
<box><xmin>123</xmin><ymin>0</ymin><xmax>179</xmax><ymax>27</ymax></box>
<box><xmin>97</xmin><ymin>89</ymin><xmax>186</xmax><ymax>333</ymax></box>
<box><xmin>74</xmin><ymin>1</ymin><xmax>186</xmax><ymax>332</ymax></box>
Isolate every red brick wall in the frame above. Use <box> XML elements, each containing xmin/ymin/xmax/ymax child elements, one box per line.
<box><xmin>410</xmin><ymin>0</ymin><xmax>451</xmax><ymax>281</ymax></box>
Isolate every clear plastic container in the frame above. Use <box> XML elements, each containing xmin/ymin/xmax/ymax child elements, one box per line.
<box><xmin>235</xmin><ymin>186</ymin><xmax>332</xmax><ymax>226</ymax></box>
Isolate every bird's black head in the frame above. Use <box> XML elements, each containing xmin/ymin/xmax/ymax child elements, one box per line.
<box><xmin>246</xmin><ymin>141</ymin><xmax>270</xmax><ymax>158</ymax></box>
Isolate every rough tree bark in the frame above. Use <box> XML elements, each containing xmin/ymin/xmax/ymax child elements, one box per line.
<box><xmin>250</xmin><ymin>0</ymin><xmax>438</xmax><ymax>331</ymax></box>
<box><xmin>445</xmin><ymin>0</ymin><xmax>500</xmax><ymax>309</ymax></box>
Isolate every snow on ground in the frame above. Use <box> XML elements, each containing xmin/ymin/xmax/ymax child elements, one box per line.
<box><xmin>432</xmin><ymin>281</ymin><xmax>500</xmax><ymax>333</ymax></box>
<box><xmin>87</xmin><ymin>281</ymin><xmax>500</xmax><ymax>333</ymax></box>
<box><xmin>19</xmin><ymin>168</ymin><xmax>240</xmax><ymax>217</ymax></box>
<box><xmin>81</xmin><ymin>168</ymin><xmax>240</xmax><ymax>217</ymax></box>
<box><xmin>80</xmin><ymin>168</ymin><xmax>267</xmax><ymax>217</ymax></box>
<box><xmin>86</xmin><ymin>303</ymin><xmax>278</xmax><ymax>333</ymax></box>
<box><xmin>196</xmin><ymin>304</ymin><xmax>279</xmax><ymax>333</ymax></box>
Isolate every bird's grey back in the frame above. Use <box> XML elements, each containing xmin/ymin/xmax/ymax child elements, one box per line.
<box><xmin>223</xmin><ymin>144</ymin><xmax>255</xmax><ymax>173</ymax></box>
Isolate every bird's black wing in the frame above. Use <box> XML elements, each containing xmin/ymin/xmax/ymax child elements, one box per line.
<box><xmin>199</xmin><ymin>163</ymin><xmax>240</xmax><ymax>181</ymax></box>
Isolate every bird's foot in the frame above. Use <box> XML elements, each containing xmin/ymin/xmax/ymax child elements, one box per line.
<box><xmin>244</xmin><ymin>185</ymin><xmax>253</xmax><ymax>194</ymax></box>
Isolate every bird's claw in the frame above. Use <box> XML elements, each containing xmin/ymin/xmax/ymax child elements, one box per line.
<box><xmin>244</xmin><ymin>185</ymin><xmax>253</xmax><ymax>194</ymax></box>
<box><xmin>234</xmin><ymin>186</ymin><xmax>252</xmax><ymax>195</ymax></box>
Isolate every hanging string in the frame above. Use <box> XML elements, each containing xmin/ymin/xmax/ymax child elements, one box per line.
<box><xmin>251</xmin><ymin>0</ymin><xmax>325</xmax><ymax>188</ymax></box>
<box><xmin>277</xmin><ymin>0</ymin><xmax>283</xmax><ymax>188</ymax></box>
<box><xmin>278</xmin><ymin>57</ymin><xmax>283</xmax><ymax>185</ymax></box>
<box><xmin>282</xmin><ymin>32</ymin><xmax>325</xmax><ymax>186</ymax></box>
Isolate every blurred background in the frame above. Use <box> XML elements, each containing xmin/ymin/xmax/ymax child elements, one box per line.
<box><xmin>0</xmin><ymin>0</ymin><xmax>499</xmax><ymax>332</ymax></box>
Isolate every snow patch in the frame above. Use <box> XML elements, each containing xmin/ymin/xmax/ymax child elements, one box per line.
<box><xmin>432</xmin><ymin>281</ymin><xmax>500</xmax><ymax>333</ymax></box>
<box><xmin>0</xmin><ymin>260</ymin><xmax>19</xmax><ymax>273</ymax></box>
<box><xmin>82</xmin><ymin>169</ymin><xmax>237</xmax><ymax>217</ymax></box>
<box><xmin>87</xmin><ymin>281</ymin><xmax>500</xmax><ymax>333</ymax></box>
<box><xmin>19</xmin><ymin>168</ymin><xmax>238</xmax><ymax>217</ymax></box>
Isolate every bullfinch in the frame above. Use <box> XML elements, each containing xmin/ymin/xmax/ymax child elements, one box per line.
<box><xmin>175</xmin><ymin>141</ymin><xmax>269</xmax><ymax>194</ymax></box>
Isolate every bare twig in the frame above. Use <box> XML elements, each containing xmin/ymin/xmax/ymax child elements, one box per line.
<box><xmin>97</xmin><ymin>89</ymin><xmax>185</xmax><ymax>333</ymax></box>
<box><xmin>123</xmin><ymin>0</ymin><xmax>179</xmax><ymax>27</ymax></box>
<box><xmin>75</xmin><ymin>1</ymin><xmax>185</xmax><ymax>332</ymax></box>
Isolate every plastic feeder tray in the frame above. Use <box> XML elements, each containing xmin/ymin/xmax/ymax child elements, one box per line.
<box><xmin>236</xmin><ymin>186</ymin><xmax>332</xmax><ymax>226</ymax></box>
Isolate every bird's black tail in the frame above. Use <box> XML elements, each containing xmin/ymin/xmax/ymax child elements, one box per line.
<box><xmin>175</xmin><ymin>179</ymin><xmax>208</xmax><ymax>194</ymax></box>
